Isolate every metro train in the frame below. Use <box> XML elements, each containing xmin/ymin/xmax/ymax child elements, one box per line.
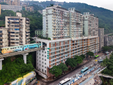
<box><xmin>1</xmin><ymin>43</ymin><xmax>41</xmax><ymax>54</ymax></box>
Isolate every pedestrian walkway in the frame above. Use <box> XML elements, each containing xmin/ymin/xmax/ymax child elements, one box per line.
<box><xmin>98</xmin><ymin>73</ymin><xmax>113</xmax><ymax>79</ymax></box>
<box><xmin>79</xmin><ymin>75</ymin><xmax>94</xmax><ymax>85</ymax></box>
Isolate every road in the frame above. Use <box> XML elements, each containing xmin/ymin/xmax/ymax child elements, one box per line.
<box><xmin>39</xmin><ymin>53</ymin><xmax>110</xmax><ymax>85</ymax></box>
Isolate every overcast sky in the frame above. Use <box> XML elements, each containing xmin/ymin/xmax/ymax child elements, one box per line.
<box><xmin>37</xmin><ymin>0</ymin><xmax>113</xmax><ymax>11</ymax></box>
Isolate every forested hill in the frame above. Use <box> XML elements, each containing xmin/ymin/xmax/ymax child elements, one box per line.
<box><xmin>32</xmin><ymin>1</ymin><xmax>113</xmax><ymax>34</ymax></box>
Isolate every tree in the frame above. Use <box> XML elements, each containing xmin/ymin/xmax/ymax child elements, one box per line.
<box><xmin>101</xmin><ymin>56</ymin><xmax>109</xmax><ymax>66</ymax></box>
<box><xmin>49</xmin><ymin>66</ymin><xmax>62</xmax><ymax>77</ymax></box>
<box><xmin>80</xmin><ymin>54</ymin><xmax>85</xmax><ymax>60</ymax></box>
<box><xmin>102</xmin><ymin>46</ymin><xmax>112</xmax><ymax>52</ymax></box>
<box><xmin>65</xmin><ymin>58</ymin><xmax>77</xmax><ymax>68</ymax></box>
<box><xmin>86</xmin><ymin>51</ymin><xmax>94</xmax><ymax>58</ymax></box>
<box><xmin>58</xmin><ymin>63</ymin><xmax>68</xmax><ymax>73</ymax></box>
<box><xmin>74</xmin><ymin>55</ymin><xmax>83</xmax><ymax>64</ymax></box>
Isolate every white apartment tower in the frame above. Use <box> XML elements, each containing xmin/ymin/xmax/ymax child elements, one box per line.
<box><xmin>5</xmin><ymin>12</ymin><xmax>30</xmax><ymax>46</ymax></box>
<box><xmin>43</xmin><ymin>5</ymin><xmax>83</xmax><ymax>40</ymax></box>
<box><xmin>83</xmin><ymin>12</ymin><xmax>98</xmax><ymax>37</ymax></box>
<box><xmin>0</xmin><ymin>28</ymin><xmax>8</xmax><ymax>48</ymax></box>
<box><xmin>35</xmin><ymin>5</ymin><xmax>99</xmax><ymax>79</ymax></box>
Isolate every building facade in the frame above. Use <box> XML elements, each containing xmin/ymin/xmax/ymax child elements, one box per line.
<box><xmin>43</xmin><ymin>5</ymin><xmax>83</xmax><ymax>40</ymax></box>
<box><xmin>2</xmin><ymin>0</ymin><xmax>20</xmax><ymax>5</ymax></box>
<box><xmin>35</xmin><ymin>5</ymin><xmax>99</xmax><ymax>79</ymax></box>
<box><xmin>83</xmin><ymin>12</ymin><xmax>98</xmax><ymax>37</ymax></box>
<box><xmin>0</xmin><ymin>28</ymin><xmax>8</xmax><ymax>48</ymax></box>
<box><xmin>98</xmin><ymin>28</ymin><xmax>104</xmax><ymax>51</ymax></box>
<box><xmin>5</xmin><ymin>12</ymin><xmax>30</xmax><ymax>46</ymax></box>
<box><xmin>1</xmin><ymin>5</ymin><xmax>22</xmax><ymax>12</ymax></box>
<box><xmin>35</xmin><ymin>30</ymin><xmax>43</xmax><ymax>37</ymax></box>
<box><xmin>104</xmin><ymin>34</ymin><xmax>113</xmax><ymax>46</ymax></box>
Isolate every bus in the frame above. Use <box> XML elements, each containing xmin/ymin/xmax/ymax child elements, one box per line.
<box><xmin>81</xmin><ymin>67</ymin><xmax>89</xmax><ymax>73</ymax></box>
<box><xmin>59</xmin><ymin>78</ymin><xmax>71</xmax><ymax>85</ymax></box>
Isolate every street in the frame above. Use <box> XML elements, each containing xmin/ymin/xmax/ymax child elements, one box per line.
<box><xmin>38</xmin><ymin>53</ymin><xmax>110</xmax><ymax>85</ymax></box>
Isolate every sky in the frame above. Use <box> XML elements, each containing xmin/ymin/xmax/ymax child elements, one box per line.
<box><xmin>36</xmin><ymin>0</ymin><xmax>113</xmax><ymax>11</ymax></box>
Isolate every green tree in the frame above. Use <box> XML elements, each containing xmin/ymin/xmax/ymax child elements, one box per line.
<box><xmin>80</xmin><ymin>54</ymin><xmax>86</xmax><ymax>60</ymax></box>
<box><xmin>109</xmin><ymin>79</ymin><xmax>113</xmax><ymax>85</ymax></box>
<box><xmin>65</xmin><ymin>58</ymin><xmax>77</xmax><ymax>68</ymax></box>
<box><xmin>101</xmin><ymin>56</ymin><xmax>109</xmax><ymax>66</ymax></box>
<box><xmin>86</xmin><ymin>51</ymin><xmax>94</xmax><ymax>58</ymax></box>
<box><xmin>74</xmin><ymin>55</ymin><xmax>83</xmax><ymax>64</ymax></box>
<box><xmin>102</xmin><ymin>46</ymin><xmax>112</xmax><ymax>52</ymax></box>
<box><xmin>58</xmin><ymin>63</ymin><xmax>68</xmax><ymax>73</ymax></box>
<box><xmin>49</xmin><ymin>66</ymin><xmax>62</xmax><ymax>77</ymax></box>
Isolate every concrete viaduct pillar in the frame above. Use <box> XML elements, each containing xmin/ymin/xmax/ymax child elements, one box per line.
<box><xmin>0</xmin><ymin>58</ymin><xmax>4</xmax><ymax>70</ymax></box>
<box><xmin>23</xmin><ymin>53</ymin><xmax>28</xmax><ymax>64</ymax></box>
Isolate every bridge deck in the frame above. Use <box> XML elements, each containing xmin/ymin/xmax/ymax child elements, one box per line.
<box><xmin>0</xmin><ymin>48</ymin><xmax>43</xmax><ymax>59</ymax></box>
<box><xmin>98</xmin><ymin>74</ymin><xmax>113</xmax><ymax>79</ymax></box>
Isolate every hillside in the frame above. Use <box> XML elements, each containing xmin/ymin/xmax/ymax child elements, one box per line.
<box><xmin>32</xmin><ymin>1</ymin><xmax>113</xmax><ymax>34</ymax></box>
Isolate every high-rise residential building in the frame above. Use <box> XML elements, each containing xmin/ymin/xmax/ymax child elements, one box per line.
<box><xmin>3</xmin><ymin>0</ymin><xmax>20</xmax><ymax>5</ymax></box>
<box><xmin>98</xmin><ymin>28</ymin><xmax>104</xmax><ymax>51</ymax></box>
<box><xmin>35</xmin><ymin>5</ymin><xmax>99</xmax><ymax>79</ymax></box>
<box><xmin>0</xmin><ymin>4</ymin><xmax>1</xmax><ymax>15</ymax></box>
<box><xmin>1</xmin><ymin>5</ymin><xmax>22</xmax><ymax>12</ymax></box>
<box><xmin>5</xmin><ymin>12</ymin><xmax>30</xmax><ymax>46</ymax></box>
<box><xmin>0</xmin><ymin>28</ymin><xmax>8</xmax><ymax>48</ymax></box>
<box><xmin>35</xmin><ymin>30</ymin><xmax>43</xmax><ymax>37</ymax></box>
<box><xmin>83</xmin><ymin>12</ymin><xmax>98</xmax><ymax>37</ymax></box>
<box><xmin>104</xmin><ymin>34</ymin><xmax>113</xmax><ymax>46</ymax></box>
<box><xmin>43</xmin><ymin>5</ymin><xmax>83</xmax><ymax>40</ymax></box>
<box><xmin>68</xmin><ymin>8</ymin><xmax>83</xmax><ymax>39</ymax></box>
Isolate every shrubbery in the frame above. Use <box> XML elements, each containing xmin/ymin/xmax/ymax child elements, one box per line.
<box><xmin>0</xmin><ymin>54</ymin><xmax>34</xmax><ymax>85</ymax></box>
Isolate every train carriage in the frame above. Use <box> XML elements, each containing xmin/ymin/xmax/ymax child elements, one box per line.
<box><xmin>1</xmin><ymin>43</ymin><xmax>41</xmax><ymax>54</ymax></box>
<box><xmin>1</xmin><ymin>45</ymin><xmax>23</xmax><ymax>54</ymax></box>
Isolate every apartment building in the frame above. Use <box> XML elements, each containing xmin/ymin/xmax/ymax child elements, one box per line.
<box><xmin>43</xmin><ymin>5</ymin><xmax>83</xmax><ymax>40</ymax></box>
<box><xmin>5</xmin><ymin>12</ymin><xmax>30</xmax><ymax>46</ymax></box>
<box><xmin>2</xmin><ymin>0</ymin><xmax>20</xmax><ymax>5</ymax></box>
<box><xmin>35</xmin><ymin>30</ymin><xmax>43</xmax><ymax>37</ymax></box>
<box><xmin>1</xmin><ymin>5</ymin><xmax>22</xmax><ymax>12</ymax></box>
<box><xmin>0</xmin><ymin>28</ymin><xmax>8</xmax><ymax>48</ymax></box>
<box><xmin>98</xmin><ymin>28</ymin><xmax>104</xmax><ymax>51</ymax></box>
<box><xmin>83</xmin><ymin>12</ymin><xmax>98</xmax><ymax>37</ymax></box>
<box><xmin>35</xmin><ymin>5</ymin><xmax>99</xmax><ymax>79</ymax></box>
<box><xmin>104</xmin><ymin>34</ymin><xmax>113</xmax><ymax>46</ymax></box>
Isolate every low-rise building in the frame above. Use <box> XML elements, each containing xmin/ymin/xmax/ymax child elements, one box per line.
<box><xmin>0</xmin><ymin>28</ymin><xmax>8</xmax><ymax>48</ymax></box>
